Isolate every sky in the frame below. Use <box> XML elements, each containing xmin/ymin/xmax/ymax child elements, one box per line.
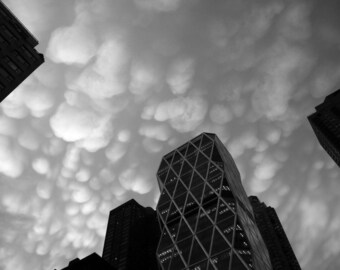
<box><xmin>0</xmin><ymin>0</ymin><xmax>340</xmax><ymax>269</ymax></box>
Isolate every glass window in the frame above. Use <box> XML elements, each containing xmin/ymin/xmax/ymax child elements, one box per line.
<box><xmin>211</xmin><ymin>249</ymin><xmax>232</xmax><ymax>269</ymax></box>
<box><xmin>177</xmin><ymin>219</ymin><xmax>193</xmax><ymax>241</ymax></box>
<box><xmin>216</xmin><ymin>199</ymin><xmax>235</xmax><ymax>223</ymax></box>
<box><xmin>196</xmin><ymin>152</ymin><xmax>208</xmax><ymax>167</ymax></box>
<box><xmin>190</xmin><ymin>183</ymin><xmax>204</xmax><ymax>204</ymax></box>
<box><xmin>201</xmin><ymin>184</ymin><xmax>217</xmax><ymax>206</ymax></box>
<box><xmin>187</xmin><ymin>150</ymin><xmax>198</xmax><ymax>166</ymax></box>
<box><xmin>165</xmin><ymin>169</ymin><xmax>178</xmax><ymax>197</ymax></box>
<box><xmin>217</xmin><ymin>216</ymin><xmax>234</xmax><ymax>245</ymax></box>
<box><xmin>189</xmin><ymin>239</ymin><xmax>207</xmax><ymax>265</ymax></box>
<box><xmin>196</xmin><ymin>226</ymin><xmax>213</xmax><ymax>254</ymax></box>
<box><xmin>180</xmin><ymin>169</ymin><xmax>193</xmax><ymax>188</ymax></box>
<box><xmin>177</xmin><ymin>237</ymin><xmax>193</xmax><ymax>263</ymax></box>
<box><xmin>196</xmin><ymin>210</ymin><xmax>213</xmax><ymax>233</ymax></box>
<box><xmin>174</xmin><ymin>192</ymin><xmax>187</xmax><ymax>212</ymax></box>
<box><xmin>230</xmin><ymin>252</ymin><xmax>248</xmax><ymax>269</ymax></box>
<box><xmin>158</xmin><ymin>199</ymin><xmax>171</xmax><ymax>222</ymax></box>
<box><xmin>174</xmin><ymin>180</ymin><xmax>187</xmax><ymax>199</ymax></box>
<box><xmin>186</xmin><ymin>143</ymin><xmax>196</xmax><ymax>157</ymax></box>
<box><xmin>169</xmin><ymin>247</ymin><xmax>186</xmax><ymax>269</ymax></box>
<box><xmin>196</xmin><ymin>162</ymin><xmax>209</xmax><ymax>179</ymax></box>
<box><xmin>158</xmin><ymin>189</ymin><xmax>171</xmax><ymax>207</ymax></box>
<box><xmin>211</xmin><ymin>229</ymin><xmax>229</xmax><ymax>256</ymax></box>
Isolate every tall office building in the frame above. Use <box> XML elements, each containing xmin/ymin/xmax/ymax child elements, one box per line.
<box><xmin>155</xmin><ymin>133</ymin><xmax>272</xmax><ymax>270</ymax></box>
<box><xmin>0</xmin><ymin>1</ymin><xmax>44</xmax><ymax>102</ymax></box>
<box><xmin>60</xmin><ymin>253</ymin><xmax>116</xmax><ymax>270</ymax></box>
<box><xmin>102</xmin><ymin>199</ymin><xmax>160</xmax><ymax>270</ymax></box>
<box><xmin>308</xmin><ymin>89</ymin><xmax>340</xmax><ymax>166</ymax></box>
<box><xmin>249</xmin><ymin>196</ymin><xmax>301</xmax><ymax>270</ymax></box>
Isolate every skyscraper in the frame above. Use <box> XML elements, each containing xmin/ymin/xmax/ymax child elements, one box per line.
<box><xmin>249</xmin><ymin>196</ymin><xmax>301</xmax><ymax>270</ymax></box>
<box><xmin>155</xmin><ymin>133</ymin><xmax>272</xmax><ymax>270</ymax></box>
<box><xmin>308</xmin><ymin>89</ymin><xmax>340</xmax><ymax>166</ymax></box>
<box><xmin>102</xmin><ymin>199</ymin><xmax>160</xmax><ymax>270</ymax></box>
<box><xmin>0</xmin><ymin>1</ymin><xmax>44</xmax><ymax>103</ymax></box>
<box><xmin>60</xmin><ymin>253</ymin><xmax>116</xmax><ymax>270</ymax></box>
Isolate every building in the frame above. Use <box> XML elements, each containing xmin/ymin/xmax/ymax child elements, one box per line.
<box><xmin>249</xmin><ymin>196</ymin><xmax>301</xmax><ymax>270</ymax></box>
<box><xmin>308</xmin><ymin>89</ymin><xmax>340</xmax><ymax>166</ymax></box>
<box><xmin>155</xmin><ymin>133</ymin><xmax>273</xmax><ymax>270</ymax></box>
<box><xmin>60</xmin><ymin>253</ymin><xmax>116</xmax><ymax>270</ymax></box>
<box><xmin>0</xmin><ymin>1</ymin><xmax>44</xmax><ymax>103</ymax></box>
<box><xmin>102</xmin><ymin>199</ymin><xmax>160</xmax><ymax>270</ymax></box>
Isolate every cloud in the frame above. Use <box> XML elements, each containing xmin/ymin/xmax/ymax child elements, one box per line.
<box><xmin>68</xmin><ymin>38</ymin><xmax>128</xmax><ymax>99</ymax></box>
<box><xmin>166</xmin><ymin>58</ymin><xmax>195</xmax><ymax>95</ymax></box>
<box><xmin>209</xmin><ymin>104</ymin><xmax>233</xmax><ymax>124</ymax></box>
<box><xmin>50</xmin><ymin>103</ymin><xmax>99</xmax><ymax>142</ymax></box>
<box><xmin>105</xmin><ymin>142</ymin><xmax>127</xmax><ymax>164</ymax></box>
<box><xmin>129</xmin><ymin>62</ymin><xmax>158</xmax><ymax>96</ymax></box>
<box><xmin>134</xmin><ymin>0</ymin><xmax>181</xmax><ymax>12</ymax></box>
<box><xmin>46</xmin><ymin>23</ymin><xmax>97</xmax><ymax>66</ymax></box>
<box><xmin>154</xmin><ymin>95</ymin><xmax>208</xmax><ymax>132</ymax></box>
<box><xmin>139</xmin><ymin>124</ymin><xmax>171</xmax><ymax>141</ymax></box>
<box><xmin>0</xmin><ymin>135</ymin><xmax>24</xmax><ymax>178</ymax></box>
<box><xmin>118</xmin><ymin>167</ymin><xmax>152</xmax><ymax>194</ymax></box>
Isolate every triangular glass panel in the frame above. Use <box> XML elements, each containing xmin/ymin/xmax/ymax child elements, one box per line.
<box><xmin>230</xmin><ymin>251</ymin><xmax>247</xmax><ymax>269</ymax></box>
<box><xmin>211</xmin><ymin>145</ymin><xmax>223</xmax><ymax>163</ymax></box>
<box><xmin>221</xmin><ymin>178</ymin><xmax>234</xmax><ymax>199</ymax></box>
<box><xmin>207</xmin><ymin>163</ymin><xmax>223</xmax><ymax>179</ymax></box>
<box><xmin>177</xmin><ymin>219</ymin><xmax>193</xmax><ymax>241</ymax></box>
<box><xmin>200</xmin><ymin>134</ymin><xmax>213</xmax><ymax>150</ymax></box>
<box><xmin>186</xmin><ymin>143</ymin><xmax>196</xmax><ymax>157</ymax></box>
<box><xmin>180</xmin><ymin>160</ymin><xmax>192</xmax><ymax>177</ymax></box>
<box><xmin>189</xmin><ymin>260</ymin><xmax>208</xmax><ymax>270</ymax></box>
<box><xmin>158</xmin><ymin>247</ymin><xmax>173</xmax><ymax>270</ymax></box>
<box><xmin>207</xmin><ymin>169</ymin><xmax>223</xmax><ymax>195</ymax></box>
<box><xmin>217</xmin><ymin>216</ymin><xmax>235</xmax><ymax>246</ymax></box>
<box><xmin>203</xmin><ymin>145</ymin><xmax>213</xmax><ymax>159</ymax></box>
<box><xmin>204</xmin><ymin>202</ymin><xmax>218</xmax><ymax>224</ymax></box>
<box><xmin>202</xmin><ymin>184</ymin><xmax>217</xmax><ymax>206</ymax></box>
<box><xmin>173</xmin><ymin>151</ymin><xmax>182</xmax><ymax>164</ymax></box>
<box><xmin>216</xmin><ymin>199</ymin><xmax>235</xmax><ymax>223</ymax></box>
<box><xmin>191</xmin><ymin>183</ymin><xmax>204</xmax><ymax>204</ymax></box>
<box><xmin>169</xmin><ymin>246</ymin><xmax>186</xmax><ymax>269</ymax></box>
<box><xmin>184</xmin><ymin>193</ymin><xmax>199</xmax><ymax>216</ymax></box>
<box><xmin>196</xmin><ymin>151</ymin><xmax>208</xmax><ymax>167</ymax></box>
<box><xmin>177</xmin><ymin>236</ymin><xmax>193</xmax><ymax>263</ymax></box>
<box><xmin>157</xmin><ymin>167</ymin><xmax>169</xmax><ymax>184</ymax></box>
<box><xmin>191</xmin><ymin>171</ymin><xmax>204</xmax><ymax>189</ymax></box>
<box><xmin>207</xmin><ymin>262</ymin><xmax>217</xmax><ymax>270</ymax></box>
<box><xmin>158</xmin><ymin>228</ymin><xmax>174</xmax><ymax>251</ymax></box>
<box><xmin>167</xmin><ymin>202</ymin><xmax>180</xmax><ymax>224</ymax></box>
<box><xmin>196</xmin><ymin>226</ymin><xmax>213</xmax><ymax>254</ymax></box>
<box><xmin>196</xmin><ymin>209</ymin><xmax>213</xmax><ymax>233</ymax></box>
<box><xmin>165</xmin><ymin>169</ymin><xmax>177</xmax><ymax>198</ymax></box>
<box><xmin>178</xmin><ymin>144</ymin><xmax>188</xmax><ymax>157</ymax></box>
<box><xmin>174</xmin><ymin>179</ymin><xmax>187</xmax><ymax>199</ymax></box>
<box><xmin>187</xmin><ymin>150</ymin><xmax>198</xmax><ymax>166</ymax></box>
<box><xmin>158</xmin><ymin>199</ymin><xmax>171</xmax><ymax>223</ymax></box>
<box><xmin>158</xmin><ymin>189</ymin><xmax>171</xmax><ymax>207</ymax></box>
<box><xmin>186</xmin><ymin>206</ymin><xmax>199</xmax><ymax>231</ymax></box>
<box><xmin>211</xmin><ymin>228</ymin><xmax>230</xmax><ymax>256</ymax></box>
<box><xmin>205</xmin><ymin>133</ymin><xmax>216</xmax><ymax>140</ymax></box>
<box><xmin>189</xmin><ymin>238</ymin><xmax>208</xmax><ymax>265</ymax></box>
<box><xmin>174</xmin><ymin>192</ymin><xmax>187</xmax><ymax>213</ymax></box>
<box><xmin>165</xmin><ymin>151</ymin><xmax>174</xmax><ymax>165</ymax></box>
<box><xmin>180</xmin><ymin>169</ymin><xmax>193</xmax><ymax>188</ymax></box>
<box><xmin>168</xmin><ymin>217</ymin><xmax>181</xmax><ymax>241</ymax></box>
<box><xmin>172</xmin><ymin>159</ymin><xmax>183</xmax><ymax>175</ymax></box>
<box><xmin>192</xmin><ymin>137</ymin><xmax>201</xmax><ymax>148</ymax></box>
<box><xmin>196</xmin><ymin>161</ymin><xmax>209</xmax><ymax>179</ymax></box>
<box><xmin>211</xmin><ymin>249</ymin><xmax>232</xmax><ymax>270</ymax></box>
<box><xmin>158</xmin><ymin>158</ymin><xmax>169</xmax><ymax>172</ymax></box>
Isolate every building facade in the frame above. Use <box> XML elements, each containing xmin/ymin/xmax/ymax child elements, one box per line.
<box><xmin>60</xmin><ymin>253</ymin><xmax>116</xmax><ymax>270</ymax></box>
<box><xmin>102</xmin><ymin>199</ymin><xmax>160</xmax><ymax>270</ymax></box>
<box><xmin>0</xmin><ymin>1</ymin><xmax>44</xmax><ymax>102</ymax></box>
<box><xmin>155</xmin><ymin>133</ymin><xmax>272</xmax><ymax>270</ymax></box>
<box><xmin>249</xmin><ymin>196</ymin><xmax>301</xmax><ymax>270</ymax></box>
<box><xmin>308</xmin><ymin>89</ymin><xmax>340</xmax><ymax>166</ymax></box>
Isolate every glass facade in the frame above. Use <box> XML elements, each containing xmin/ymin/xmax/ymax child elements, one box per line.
<box><xmin>0</xmin><ymin>1</ymin><xmax>44</xmax><ymax>102</ymax></box>
<box><xmin>102</xmin><ymin>199</ymin><xmax>160</xmax><ymax>270</ymax></box>
<box><xmin>156</xmin><ymin>133</ymin><xmax>272</xmax><ymax>270</ymax></box>
<box><xmin>308</xmin><ymin>89</ymin><xmax>340</xmax><ymax>167</ymax></box>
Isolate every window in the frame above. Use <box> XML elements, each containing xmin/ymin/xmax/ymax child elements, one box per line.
<box><xmin>13</xmin><ymin>51</ymin><xmax>29</xmax><ymax>67</ymax></box>
<box><xmin>0</xmin><ymin>66</ymin><xmax>13</xmax><ymax>82</ymax></box>
<box><xmin>0</xmin><ymin>25</ymin><xmax>17</xmax><ymax>40</ymax></box>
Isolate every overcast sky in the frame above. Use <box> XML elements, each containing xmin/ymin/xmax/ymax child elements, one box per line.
<box><xmin>0</xmin><ymin>0</ymin><xmax>340</xmax><ymax>269</ymax></box>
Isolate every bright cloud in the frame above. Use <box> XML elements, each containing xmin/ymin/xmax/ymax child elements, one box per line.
<box><xmin>154</xmin><ymin>95</ymin><xmax>208</xmax><ymax>132</ymax></box>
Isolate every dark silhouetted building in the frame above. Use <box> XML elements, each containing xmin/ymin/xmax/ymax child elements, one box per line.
<box><xmin>0</xmin><ymin>1</ymin><xmax>44</xmax><ymax>102</ymax></box>
<box><xmin>308</xmin><ymin>89</ymin><xmax>340</xmax><ymax>166</ymax></box>
<box><xmin>249</xmin><ymin>196</ymin><xmax>301</xmax><ymax>270</ymax></box>
<box><xmin>102</xmin><ymin>199</ymin><xmax>160</xmax><ymax>270</ymax></box>
<box><xmin>155</xmin><ymin>133</ymin><xmax>273</xmax><ymax>270</ymax></box>
<box><xmin>60</xmin><ymin>253</ymin><xmax>116</xmax><ymax>270</ymax></box>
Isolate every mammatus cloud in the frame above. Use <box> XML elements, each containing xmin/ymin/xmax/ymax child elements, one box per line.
<box><xmin>154</xmin><ymin>95</ymin><xmax>208</xmax><ymax>132</ymax></box>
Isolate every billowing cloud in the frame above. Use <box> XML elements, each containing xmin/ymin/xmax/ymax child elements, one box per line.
<box><xmin>0</xmin><ymin>136</ymin><xmax>24</xmax><ymax>178</ymax></box>
<box><xmin>50</xmin><ymin>103</ymin><xmax>99</xmax><ymax>142</ymax></box>
<box><xmin>46</xmin><ymin>23</ymin><xmax>97</xmax><ymax>66</ymax></box>
<box><xmin>154</xmin><ymin>95</ymin><xmax>208</xmax><ymax>132</ymax></box>
<box><xmin>166</xmin><ymin>58</ymin><xmax>195</xmax><ymax>95</ymax></box>
<box><xmin>118</xmin><ymin>167</ymin><xmax>153</xmax><ymax>194</ymax></box>
<box><xmin>209</xmin><ymin>104</ymin><xmax>233</xmax><ymax>124</ymax></box>
<box><xmin>139</xmin><ymin>124</ymin><xmax>171</xmax><ymax>141</ymax></box>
